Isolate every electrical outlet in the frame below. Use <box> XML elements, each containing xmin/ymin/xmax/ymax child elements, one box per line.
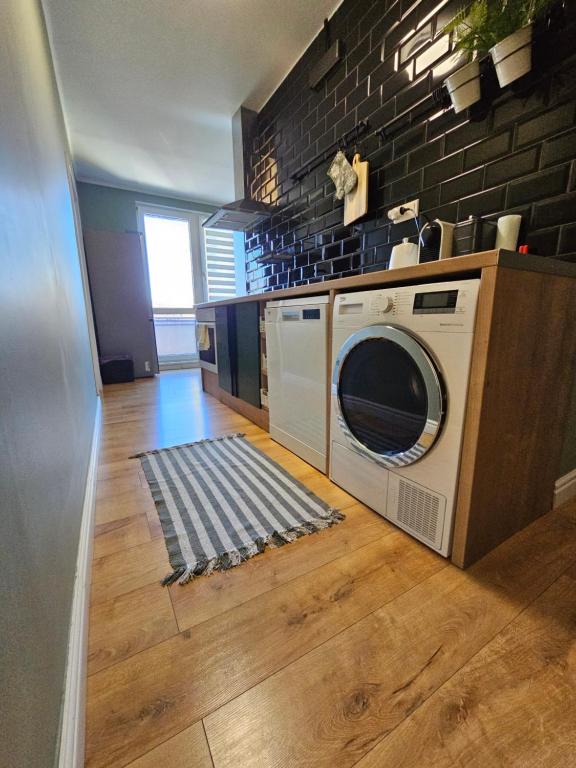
<box><xmin>144</xmin><ymin>361</ymin><xmax>151</xmax><ymax>372</ymax></box>
<box><xmin>388</xmin><ymin>199</ymin><xmax>420</xmax><ymax>224</ymax></box>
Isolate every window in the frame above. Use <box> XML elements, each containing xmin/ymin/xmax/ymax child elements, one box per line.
<box><xmin>142</xmin><ymin>214</ymin><xmax>195</xmax><ymax>309</ymax></box>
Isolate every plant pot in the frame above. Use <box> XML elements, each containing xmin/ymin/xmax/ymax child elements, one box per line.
<box><xmin>490</xmin><ymin>24</ymin><xmax>533</xmax><ymax>87</ymax></box>
<box><xmin>444</xmin><ymin>60</ymin><xmax>481</xmax><ymax>114</ymax></box>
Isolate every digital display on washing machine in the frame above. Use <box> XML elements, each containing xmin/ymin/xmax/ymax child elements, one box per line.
<box><xmin>413</xmin><ymin>290</ymin><xmax>458</xmax><ymax>314</ymax></box>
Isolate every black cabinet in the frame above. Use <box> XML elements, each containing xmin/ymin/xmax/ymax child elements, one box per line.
<box><xmin>215</xmin><ymin>302</ymin><xmax>261</xmax><ymax>407</ymax></box>
<box><xmin>215</xmin><ymin>306</ymin><xmax>236</xmax><ymax>395</ymax></box>
<box><xmin>235</xmin><ymin>302</ymin><xmax>261</xmax><ymax>407</ymax></box>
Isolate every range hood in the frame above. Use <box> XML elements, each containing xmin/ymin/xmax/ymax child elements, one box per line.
<box><xmin>202</xmin><ymin>198</ymin><xmax>270</xmax><ymax>231</ymax></box>
<box><xmin>202</xmin><ymin>106</ymin><xmax>270</xmax><ymax>232</ymax></box>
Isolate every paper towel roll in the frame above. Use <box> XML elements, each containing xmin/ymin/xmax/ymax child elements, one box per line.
<box><xmin>495</xmin><ymin>215</ymin><xmax>522</xmax><ymax>251</ymax></box>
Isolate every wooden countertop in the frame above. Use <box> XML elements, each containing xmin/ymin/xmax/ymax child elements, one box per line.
<box><xmin>197</xmin><ymin>250</ymin><xmax>576</xmax><ymax>309</ymax></box>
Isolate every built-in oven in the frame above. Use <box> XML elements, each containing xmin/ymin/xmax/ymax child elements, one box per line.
<box><xmin>196</xmin><ymin>307</ymin><xmax>217</xmax><ymax>373</ymax></box>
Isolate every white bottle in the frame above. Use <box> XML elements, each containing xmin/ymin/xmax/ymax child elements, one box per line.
<box><xmin>389</xmin><ymin>237</ymin><xmax>419</xmax><ymax>269</ymax></box>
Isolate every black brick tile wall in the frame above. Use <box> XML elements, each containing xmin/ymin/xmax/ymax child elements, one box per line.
<box><xmin>244</xmin><ymin>0</ymin><xmax>576</xmax><ymax>293</ymax></box>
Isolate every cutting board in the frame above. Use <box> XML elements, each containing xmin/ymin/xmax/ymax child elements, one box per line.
<box><xmin>344</xmin><ymin>153</ymin><xmax>369</xmax><ymax>225</ymax></box>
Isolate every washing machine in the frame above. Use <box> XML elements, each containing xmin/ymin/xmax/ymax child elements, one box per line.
<box><xmin>330</xmin><ymin>279</ymin><xmax>480</xmax><ymax>556</ymax></box>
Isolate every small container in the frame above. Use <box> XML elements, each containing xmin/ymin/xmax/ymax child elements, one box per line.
<box><xmin>445</xmin><ymin>60</ymin><xmax>481</xmax><ymax>114</ymax></box>
<box><xmin>453</xmin><ymin>216</ymin><xmax>483</xmax><ymax>257</ymax></box>
<box><xmin>495</xmin><ymin>214</ymin><xmax>522</xmax><ymax>251</ymax></box>
<box><xmin>389</xmin><ymin>238</ymin><xmax>419</xmax><ymax>269</ymax></box>
<box><xmin>490</xmin><ymin>25</ymin><xmax>533</xmax><ymax>88</ymax></box>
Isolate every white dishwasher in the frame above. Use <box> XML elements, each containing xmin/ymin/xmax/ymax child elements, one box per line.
<box><xmin>265</xmin><ymin>296</ymin><xmax>329</xmax><ymax>472</ymax></box>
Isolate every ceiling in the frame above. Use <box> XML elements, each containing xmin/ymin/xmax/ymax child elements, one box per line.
<box><xmin>43</xmin><ymin>0</ymin><xmax>342</xmax><ymax>205</ymax></box>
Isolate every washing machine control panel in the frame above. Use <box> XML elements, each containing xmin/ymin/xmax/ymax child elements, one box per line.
<box><xmin>335</xmin><ymin>279</ymin><xmax>480</xmax><ymax>333</ymax></box>
<box><xmin>412</xmin><ymin>289</ymin><xmax>458</xmax><ymax>314</ymax></box>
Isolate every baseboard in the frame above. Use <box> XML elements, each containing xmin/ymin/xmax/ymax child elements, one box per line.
<box><xmin>553</xmin><ymin>467</ymin><xmax>576</xmax><ymax>509</ymax></box>
<box><xmin>57</xmin><ymin>396</ymin><xmax>102</xmax><ymax>768</ymax></box>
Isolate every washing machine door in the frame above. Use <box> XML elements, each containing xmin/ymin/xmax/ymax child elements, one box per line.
<box><xmin>333</xmin><ymin>325</ymin><xmax>445</xmax><ymax>467</ymax></box>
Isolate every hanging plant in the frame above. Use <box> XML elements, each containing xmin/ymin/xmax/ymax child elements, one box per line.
<box><xmin>444</xmin><ymin>0</ymin><xmax>557</xmax><ymax>91</ymax></box>
<box><xmin>442</xmin><ymin>1</ymin><xmax>490</xmax><ymax>113</ymax></box>
<box><xmin>444</xmin><ymin>0</ymin><xmax>493</xmax><ymax>60</ymax></box>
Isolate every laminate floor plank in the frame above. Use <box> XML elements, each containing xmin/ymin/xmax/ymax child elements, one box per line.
<box><xmin>170</xmin><ymin>502</ymin><xmax>397</xmax><ymax>631</ymax></box>
<box><xmin>86</xmin><ymin>371</ymin><xmax>574</xmax><ymax>768</ymax></box>
<box><xmin>123</xmin><ymin>722</ymin><xmax>213</xmax><ymax>768</ymax></box>
<box><xmin>90</xmin><ymin>537</ymin><xmax>170</xmax><ymax>605</ymax></box>
<box><xmin>203</xmin><ymin>509</ymin><xmax>576</xmax><ymax>768</ymax></box>
<box><xmin>95</xmin><ymin>486</ymin><xmax>155</xmax><ymax>526</ymax></box>
<box><xmin>93</xmin><ymin>513</ymin><xmax>151</xmax><ymax>559</ymax></box>
<box><xmin>88</xmin><ymin>582</ymin><xmax>178</xmax><ymax>675</ymax></box>
<box><xmin>86</xmin><ymin>529</ymin><xmax>443</xmax><ymax>767</ymax></box>
<box><xmin>355</xmin><ymin>562</ymin><xmax>576</xmax><ymax>768</ymax></box>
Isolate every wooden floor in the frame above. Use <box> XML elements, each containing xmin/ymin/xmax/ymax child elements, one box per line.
<box><xmin>87</xmin><ymin>369</ymin><xmax>576</xmax><ymax>768</ymax></box>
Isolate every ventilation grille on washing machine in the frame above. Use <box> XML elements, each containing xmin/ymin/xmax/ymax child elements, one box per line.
<box><xmin>397</xmin><ymin>480</ymin><xmax>440</xmax><ymax>543</ymax></box>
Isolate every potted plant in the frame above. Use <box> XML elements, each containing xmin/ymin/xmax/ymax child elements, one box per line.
<box><xmin>443</xmin><ymin>1</ymin><xmax>491</xmax><ymax>113</ymax></box>
<box><xmin>444</xmin><ymin>0</ymin><xmax>555</xmax><ymax>102</ymax></box>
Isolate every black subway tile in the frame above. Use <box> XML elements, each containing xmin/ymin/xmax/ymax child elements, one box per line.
<box><xmin>445</xmin><ymin>118</ymin><xmax>489</xmax><ymax>154</ymax></box>
<box><xmin>336</xmin><ymin>70</ymin><xmax>358</xmax><ymax>103</ymax></box>
<box><xmin>346</xmin><ymin>78</ymin><xmax>369</xmax><ymax>111</ymax></box>
<box><xmin>458</xmin><ymin>186</ymin><xmax>507</xmax><ymax>219</ymax></box>
<box><xmin>393</xmin><ymin>124</ymin><xmax>427</xmax><ymax>159</ymax></box>
<box><xmin>415</xmin><ymin>35</ymin><xmax>450</xmax><ymax>76</ymax></box>
<box><xmin>358</xmin><ymin>89</ymin><xmax>382</xmax><ymax>120</ymax></box>
<box><xmin>365</xmin><ymin>227</ymin><xmax>389</xmax><ymax>247</ymax></box>
<box><xmin>559</xmin><ymin>223</ymin><xmax>576</xmax><ymax>254</ymax></box>
<box><xmin>358</xmin><ymin>46</ymin><xmax>382</xmax><ymax>81</ymax></box>
<box><xmin>440</xmin><ymin>168</ymin><xmax>483</xmax><ymax>204</ymax></box>
<box><xmin>541</xmin><ymin>129</ymin><xmax>576</xmax><ymax>168</ymax></box>
<box><xmin>332</xmin><ymin>255</ymin><xmax>352</xmax><ymax>272</ymax></box>
<box><xmin>395</xmin><ymin>73</ymin><xmax>430</xmax><ymax>115</ymax></box>
<box><xmin>380</xmin><ymin>66</ymin><xmax>412</xmax><ymax>101</ymax></box>
<box><xmin>485</xmin><ymin>147</ymin><xmax>539</xmax><ymax>187</ymax></box>
<box><xmin>507</xmin><ymin>165</ymin><xmax>570</xmax><ymax>207</ymax></box>
<box><xmin>399</xmin><ymin>23</ymin><xmax>433</xmax><ymax>64</ymax></box>
<box><xmin>527</xmin><ymin>228</ymin><xmax>560</xmax><ymax>256</ymax></box>
<box><xmin>383</xmin><ymin>14</ymin><xmax>418</xmax><ymax>57</ymax></box>
<box><xmin>380</xmin><ymin>156</ymin><xmax>408</xmax><ymax>185</ymax></box>
<box><xmin>408</xmin><ymin>136</ymin><xmax>443</xmax><ymax>172</ymax></box>
<box><xmin>517</xmin><ymin>103</ymin><xmax>575</xmax><ymax>147</ymax></box>
<box><xmin>369</xmin><ymin>57</ymin><xmax>396</xmax><ymax>92</ymax></box>
<box><xmin>423</xmin><ymin>152</ymin><xmax>463</xmax><ymax>188</ymax></box>
<box><xmin>492</xmin><ymin>89</ymin><xmax>548</xmax><ymax>130</ymax></box>
<box><xmin>342</xmin><ymin>236</ymin><xmax>362</xmax><ymax>254</ymax></box>
<box><xmin>533</xmin><ymin>191</ymin><xmax>576</xmax><ymax>229</ymax></box>
<box><xmin>390</xmin><ymin>169</ymin><xmax>423</xmax><ymax>200</ymax></box>
<box><xmin>463</xmin><ymin>131</ymin><xmax>512</xmax><ymax>171</ymax></box>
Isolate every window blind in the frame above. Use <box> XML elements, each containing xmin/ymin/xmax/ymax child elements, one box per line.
<box><xmin>203</xmin><ymin>228</ymin><xmax>236</xmax><ymax>301</ymax></box>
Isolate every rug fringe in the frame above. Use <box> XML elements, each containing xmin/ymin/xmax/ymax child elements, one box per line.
<box><xmin>130</xmin><ymin>433</ymin><xmax>246</xmax><ymax>459</ymax></box>
<box><xmin>162</xmin><ymin>507</ymin><xmax>345</xmax><ymax>586</ymax></box>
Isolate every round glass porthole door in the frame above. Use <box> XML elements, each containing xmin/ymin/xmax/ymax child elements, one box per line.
<box><xmin>334</xmin><ymin>325</ymin><xmax>445</xmax><ymax>467</ymax></box>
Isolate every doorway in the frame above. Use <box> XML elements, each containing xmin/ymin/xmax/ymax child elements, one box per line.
<box><xmin>137</xmin><ymin>204</ymin><xmax>205</xmax><ymax>369</ymax></box>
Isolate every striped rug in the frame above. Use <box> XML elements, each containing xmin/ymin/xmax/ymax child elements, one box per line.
<box><xmin>133</xmin><ymin>434</ymin><xmax>344</xmax><ymax>585</ymax></box>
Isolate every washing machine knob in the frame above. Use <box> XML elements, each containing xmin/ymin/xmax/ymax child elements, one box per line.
<box><xmin>382</xmin><ymin>297</ymin><xmax>394</xmax><ymax>313</ymax></box>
